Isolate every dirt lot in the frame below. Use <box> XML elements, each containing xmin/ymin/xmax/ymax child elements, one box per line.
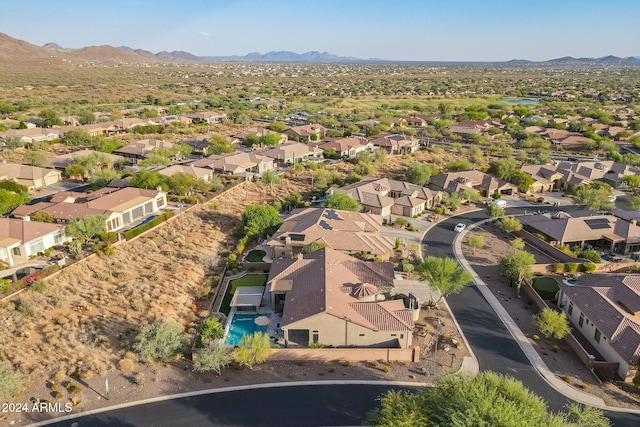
<box><xmin>462</xmin><ymin>222</ymin><xmax>640</xmax><ymax>409</ymax></box>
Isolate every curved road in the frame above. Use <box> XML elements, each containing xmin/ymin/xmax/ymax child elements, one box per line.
<box><xmin>35</xmin><ymin>383</ymin><xmax>414</xmax><ymax>427</ymax></box>
<box><xmin>423</xmin><ymin>207</ymin><xmax>639</xmax><ymax>426</ymax></box>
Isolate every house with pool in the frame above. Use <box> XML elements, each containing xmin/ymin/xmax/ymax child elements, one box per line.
<box><xmin>557</xmin><ymin>274</ymin><xmax>640</xmax><ymax>381</ymax></box>
<box><xmin>267</xmin><ymin>247</ymin><xmax>417</xmax><ymax>348</ymax></box>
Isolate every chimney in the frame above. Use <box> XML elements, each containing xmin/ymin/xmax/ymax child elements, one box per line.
<box><xmin>632</xmin><ymin>219</ymin><xmax>637</xmax><ymax>226</ymax></box>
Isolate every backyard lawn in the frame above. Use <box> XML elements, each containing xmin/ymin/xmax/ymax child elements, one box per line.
<box><xmin>532</xmin><ymin>276</ymin><xmax>560</xmax><ymax>300</ymax></box>
<box><xmin>220</xmin><ymin>273</ymin><xmax>269</xmax><ymax>315</ymax></box>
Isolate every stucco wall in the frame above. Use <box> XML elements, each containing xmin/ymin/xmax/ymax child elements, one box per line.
<box><xmin>268</xmin><ymin>346</ymin><xmax>420</xmax><ymax>362</ymax></box>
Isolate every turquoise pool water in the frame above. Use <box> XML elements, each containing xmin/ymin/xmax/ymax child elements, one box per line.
<box><xmin>502</xmin><ymin>98</ymin><xmax>540</xmax><ymax>104</ymax></box>
<box><xmin>226</xmin><ymin>314</ymin><xmax>268</xmax><ymax>346</ymax></box>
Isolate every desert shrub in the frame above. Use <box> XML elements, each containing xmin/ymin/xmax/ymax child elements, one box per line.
<box><xmin>562</xmin><ymin>375</ymin><xmax>572</xmax><ymax>384</ymax></box>
<box><xmin>98</xmin><ymin>231</ymin><xmax>119</xmax><ymax>244</ymax></box>
<box><xmin>69</xmin><ymin>385</ymin><xmax>83</xmax><ymax>395</ymax></box>
<box><xmin>184</xmin><ymin>196</ymin><xmax>198</xmax><ymax>204</ymax></box>
<box><xmin>533</xmin><ymin>232</ymin><xmax>550</xmax><ymax>243</ymax></box>
<box><xmin>565</xmin><ymin>262</ymin><xmax>579</xmax><ymax>273</ymax></box>
<box><xmin>197</xmin><ymin>318</ymin><xmax>224</xmax><ymax>341</ymax></box>
<box><xmin>134</xmin><ymin>373</ymin><xmax>146</xmax><ymax>386</ymax></box>
<box><xmin>395</xmin><ymin>217</ymin><xmax>409</xmax><ymax>227</ymax></box>
<box><xmin>50</xmin><ymin>383</ymin><xmax>58</xmax><ymax>391</ymax></box>
<box><xmin>532</xmin><ymin>335</ymin><xmax>540</xmax><ymax>341</ymax></box>
<box><xmin>552</xmin><ymin>263</ymin><xmax>564</xmax><ymax>274</ymax></box>
<box><xmin>308</xmin><ymin>342</ymin><xmax>324</xmax><ymax>348</ymax></box>
<box><xmin>16</xmin><ymin>299</ymin><xmax>34</xmax><ymax>316</ymax></box>
<box><xmin>582</xmin><ymin>262</ymin><xmax>597</xmax><ymax>273</ymax></box>
<box><xmin>552</xmin><ymin>345</ymin><xmax>560</xmax><ymax>353</ymax></box>
<box><xmin>53</xmin><ymin>391</ymin><xmax>63</xmax><ymax>399</ymax></box>
<box><xmin>30</xmin><ymin>280</ymin><xmax>47</xmax><ymax>293</ymax></box>
<box><xmin>0</xmin><ymin>363</ymin><xmax>26</xmax><ymax>399</ymax></box>
<box><xmin>555</xmin><ymin>245</ymin><xmax>576</xmax><ymax>257</ymax></box>
<box><xmin>234</xmin><ymin>332</ymin><xmax>271</xmax><ymax>369</ymax></box>
<box><xmin>134</xmin><ymin>320</ymin><xmax>188</xmax><ymax>361</ymax></box>
<box><xmin>68</xmin><ymin>240</ymin><xmax>83</xmax><ymax>255</ymax></box>
<box><xmin>384</xmin><ymin>365</ymin><xmax>391</xmax><ymax>373</ymax></box>
<box><xmin>0</xmin><ymin>278</ymin><xmax>11</xmax><ymax>294</ymax></box>
<box><xmin>577</xmin><ymin>248</ymin><xmax>601</xmax><ymax>263</ymax></box>
<box><xmin>124</xmin><ymin>212</ymin><xmax>172</xmax><ymax>240</ymax></box>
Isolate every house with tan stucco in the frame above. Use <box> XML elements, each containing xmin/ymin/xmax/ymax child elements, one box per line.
<box><xmin>268</xmin><ymin>247</ymin><xmax>415</xmax><ymax>348</ymax></box>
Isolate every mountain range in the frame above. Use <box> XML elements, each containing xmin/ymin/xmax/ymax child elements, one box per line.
<box><xmin>1</xmin><ymin>32</ymin><xmax>639</xmax><ymax>66</ymax></box>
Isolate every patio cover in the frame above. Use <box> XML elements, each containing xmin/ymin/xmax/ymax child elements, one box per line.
<box><xmin>230</xmin><ymin>286</ymin><xmax>265</xmax><ymax>309</ymax></box>
<box><xmin>602</xmin><ymin>233</ymin><xmax>625</xmax><ymax>243</ymax></box>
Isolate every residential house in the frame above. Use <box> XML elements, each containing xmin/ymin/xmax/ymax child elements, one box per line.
<box><xmin>179</xmin><ymin>135</ymin><xmax>211</xmax><ymax>155</ymax></box>
<box><xmin>155</xmin><ymin>164</ymin><xmax>216</xmax><ymax>183</ymax></box>
<box><xmin>233</xmin><ymin>127</ymin><xmax>287</xmax><ymax>145</ymax></box>
<box><xmin>330</xmin><ymin>176</ymin><xmax>442</xmax><ymax>217</ymax></box>
<box><xmin>257</xmin><ymin>142</ymin><xmax>322</xmax><ymax>165</ymax></box>
<box><xmin>520</xmin><ymin>210</ymin><xmax>640</xmax><ymax>254</ymax></box>
<box><xmin>0</xmin><ymin>162</ymin><xmax>62</xmax><ymax>191</ymax></box>
<box><xmin>0</xmin><ymin>127</ymin><xmax>67</xmax><ymax>144</ymax></box>
<box><xmin>268</xmin><ymin>247</ymin><xmax>414</xmax><ymax>348</ymax></box>
<box><xmin>11</xmin><ymin>187</ymin><xmax>167</xmax><ymax>233</ymax></box>
<box><xmin>368</xmin><ymin>134</ymin><xmax>419</xmax><ymax>154</ymax></box>
<box><xmin>316</xmin><ymin>137</ymin><xmax>372</xmax><ymax>158</ymax></box>
<box><xmin>0</xmin><ymin>218</ymin><xmax>67</xmax><ymax>267</ymax></box>
<box><xmin>521</xmin><ymin>161</ymin><xmax>640</xmax><ymax>192</ymax></box>
<box><xmin>558</xmin><ymin>275</ymin><xmax>640</xmax><ymax>381</ymax></box>
<box><xmin>114</xmin><ymin>139</ymin><xmax>176</xmax><ymax>164</ymax></box>
<box><xmin>448</xmin><ymin>120</ymin><xmax>502</xmax><ymax>140</ymax></box>
<box><xmin>186</xmin><ymin>111</ymin><xmax>227</xmax><ymax>124</ymax></box>
<box><xmin>82</xmin><ymin>122</ymin><xmax>118</xmax><ymax>137</ymax></box>
<box><xmin>267</xmin><ymin>208</ymin><xmax>394</xmax><ymax>260</ymax></box>
<box><xmin>191</xmin><ymin>151</ymin><xmax>274</xmax><ymax>178</ymax></box>
<box><xmin>47</xmin><ymin>149</ymin><xmax>124</xmax><ymax>171</ymax></box>
<box><xmin>283</xmin><ymin>124</ymin><xmax>326</xmax><ymax>142</ymax></box>
<box><xmin>429</xmin><ymin>170</ymin><xmax>516</xmax><ymax>197</ymax></box>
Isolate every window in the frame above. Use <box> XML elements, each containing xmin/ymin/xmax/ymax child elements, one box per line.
<box><xmin>391</xmin><ymin>334</ymin><xmax>397</xmax><ymax>337</ymax></box>
<box><xmin>131</xmin><ymin>206</ymin><xmax>144</xmax><ymax>220</ymax></box>
<box><xmin>29</xmin><ymin>239</ymin><xmax>45</xmax><ymax>254</ymax></box>
<box><xmin>594</xmin><ymin>328</ymin><xmax>601</xmax><ymax>343</ymax></box>
<box><xmin>12</xmin><ymin>247</ymin><xmax>21</xmax><ymax>256</ymax></box>
<box><xmin>157</xmin><ymin>197</ymin><xmax>165</xmax><ymax>207</ymax></box>
<box><xmin>312</xmin><ymin>333</ymin><xmax>319</xmax><ymax>343</ymax></box>
<box><xmin>578</xmin><ymin>313</ymin><xmax>584</xmax><ymax>327</ymax></box>
<box><xmin>53</xmin><ymin>231</ymin><xmax>63</xmax><ymax>245</ymax></box>
<box><xmin>359</xmin><ymin>334</ymin><xmax>365</xmax><ymax>337</ymax></box>
<box><xmin>568</xmin><ymin>302</ymin><xmax>573</xmax><ymax>316</ymax></box>
<box><xmin>144</xmin><ymin>201</ymin><xmax>153</xmax><ymax>214</ymax></box>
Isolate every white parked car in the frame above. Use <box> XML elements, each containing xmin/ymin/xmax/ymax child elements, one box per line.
<box><xmin>454</xmin><ymin>223</ymin><xmax>466</xmax><ymax>232</ymax></box>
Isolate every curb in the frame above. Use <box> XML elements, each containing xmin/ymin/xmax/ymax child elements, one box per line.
<box><xmin>26</xmin><ymin>380</ymin><xmax>427</xmax><ymax>426</ymax></box>
<box><xmin>452</xmin><ymin>218</ymin><xmax>640</xmax><ymax>413</ymax></box>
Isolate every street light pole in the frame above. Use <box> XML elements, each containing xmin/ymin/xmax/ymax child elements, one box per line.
<box><xmin>434</xmin><ymin>317</ymin><xmax>441</xmax><ymax>376</ymax></box>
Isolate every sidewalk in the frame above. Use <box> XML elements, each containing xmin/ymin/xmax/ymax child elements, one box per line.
<box><xmin>452</xmin><ymin>217</ymin><xmax>640</xmax><ymax>412</ymax></box>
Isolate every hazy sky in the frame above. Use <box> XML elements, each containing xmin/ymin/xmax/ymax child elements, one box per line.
<box><xmin>3</xmin><ymin>0</ymin><xmax>640</xmax><ymax>61</ymax></box>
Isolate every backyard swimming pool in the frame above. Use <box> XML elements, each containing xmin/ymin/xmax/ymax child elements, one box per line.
<box><xmin>225</xmin><ymin>314</ymin><xmax>268</xmax><ymax>346</ymax></box>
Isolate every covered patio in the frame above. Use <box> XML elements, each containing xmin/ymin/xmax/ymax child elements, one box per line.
<box><xmin>230</xmin><ymin>286</ymin><xmax>265</xmax><ymax>313</ymax></box>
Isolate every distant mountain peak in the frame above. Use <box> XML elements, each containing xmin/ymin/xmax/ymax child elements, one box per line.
<box><xmin>42</xmin><ymin>42</ymin><xmax>64</xmax><ymax>50</ymax></box>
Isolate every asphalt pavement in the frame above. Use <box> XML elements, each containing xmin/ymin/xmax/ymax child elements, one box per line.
<box><xmin>423</xmin><ymin>206</ymin><xmax>640</xmax><ymax>427</ymax></box>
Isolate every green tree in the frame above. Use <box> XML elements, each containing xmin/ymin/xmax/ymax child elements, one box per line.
<box><xmin>497</xmin><ymin>216</ymin><xmax>523</xmax><ymax>232</ymax></box>
<box><xmin>486</xmin><ymin>202</ymin><xmax>505</xmax><ymax>217</ymax></box>
<box><xmin>260</xmin><ymin>170</ymin><xmax>282</xmax><ymax>188</ymax></box>
<box><xmin>628</xmin><ymin>195</ymin><xmax>640</xmax><ymax>210</ymax></box>
<box><xmin>460</xmin><ymin>188</ymin><xmax>481</xmax><ymax>203</ymax></box>
<box><xmin>242</xmin><ymin>205</ymin><xmax>282</xmax><ymax>237</ymax></box>
<box><xmin>405</xmin><ymin>164</ymin><xmax>434</xmax><ymax>186</ymax></box>
<box><xmin>63</xmin><ymin>129</ymin><xmax>93</xmax><ymax>146</ymax></box>
<box><xmin>532</xmin><ymin>308</ymin><xmax>571</xmax><ymax>340</ymax></box>
<box><xmin>39</xmin><ymin>108</ymin><xmax>62</xmax><ymax>128</ymax></box>
<box><xmin>510</xmin><ymin>170</ymin><xmax>535</xmax><ymax>193</ymax></box>
<box><xmin>259</xmin><ymin>133</ymin><xmax>281</xmax><ymax>146</ymax></box>
<box><xmin>65</xmin><ymin>215</ymin><xmax>107</xmax><ymax>240</ymax></box>
<box><xmin>622</xmin><ymin>174</ymin><xmax>640</xmax><ymax>188</ymax></box>
<box><xmin>325</xmin><ymin>193</ymin><xmax>360</xmax><ymax>211</ymax></box>
<box><xmin>440</xmin><ymin>192</ymin><xmax>462</xmax><ymax>212</ymax></box>
<box><xmin>193</xmin><ymin>344</ymin><xmax>233</xmax><ymax>375</ymax></box>
<box><xmin>368</xmin><ymin>371</ymin><xmax>608</xmax><ymax>427</ymax></box>
<box><xmin>140</xmin><ymin>151</ymin><xmax>170</xmax><ymax>167</ymax></box>
<box><xmin>207</xmin><ymin>134</ymin><xmax>234</xmax><ymax>155</ymax></box>
<box><xmin>74</xmin><ymin>151</ymin><xmax>112</xmax><ymax>174</ymax></box>
<box><xmin>24</xmin><ymin>150</ymin><xmax>48</xmax><ymax>167</ymax></box>
<box><xmin>498</xmin><ymin>250</ymin><xmax>535</xmax><ymax>297</ymax></box>
<box><xmin>466</xmin><ymin>234</ymin><xmax>485</xmax><ymax>254</ymax></box>
<box><xmin>64</xmin><ymin>164</ymin><xmax>86</xmax><ymax>179</ymax></box>
<box><xmin>244</xmin><ymin>133</ymin><xmax>260</xmax><ymax>147</ymax></box>
<box><xmin>91</xmin><ymin>137</ymin><xmax>123</xmax><ymax>153</ymax></box>
<box><xmin>0</xmin><ymin>180</ymin><xmax>27</xmax><ymax>194</ymax></box>
<box><xmin>301</xmin><ymin>241</ymin><xmax>331</xmax><ymax>254</ymax></box>
<box><xmin>30</xmin><ymin>211</ymin><xmax>54</xmax><ymax>223</ymax></box>
<box><xmin>197</xmin><ymin>318</ymin><xmax>225</xmax><ymax>341</ymax></box>
<box><xmin>0</xmin><ymin>362</ymin><xmax>26</xmax><ymax>400</ymax></box>
<box><xmin>417</xmin><ymin>256</ymin><xmax>472</xmax><ymax>304</ymax></box>
<box><xmin>510</xmin><ymin>237</ymin><xmax>525</xmax><ymax>250</ymax></box>
<box><xmin>77</xmin><ymin>110</ymin><xmax>96</xmax><ymax>125</ymax></box>
<box><xmin>0</xmin><ymin>188</ymin><xmax>30</xmax><ymax>215</ymax></box>
<box><xmin>89</xmin><ymin>169</ymin><xmax>121</xmax><ymax>187</ymax></box>
<box><xmin>134</xmin><ymin>320</ymin><xmax>188</xmax><ymax>361</ymax></box>
<box><xmin>4</xmin><ymin>136</ymin><xmax>23</xmax><ymax>150</ymax></box>
<box><xmin>573</xmin><ymin>182</ymin><xmax>615</xmax><ymax>211</ymax></box>
<box><xmin>167</xmin><ymin>172</ymin><xmax>198</xmax><ymax>195</ymax></box>
<box><xmin>234</xmin><ymin>331</ymin><xmax>271</xmax><ymax>369</ymax></box>
<box><xmin>268</xmin><ymin>122</ymin><xmax>288</xmax><ymax>132</ymax></box>
<box><xmin>130</xmin><ymin>170</ymin><xmax>168</xmax><ymax>191</ymax></box>
<box><xmin>487</xmin><ymin>157</ymin><xmax>517</xmax><ymax>180</ymax></box>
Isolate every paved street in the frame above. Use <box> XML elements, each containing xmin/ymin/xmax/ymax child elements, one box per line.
<box><xmin>423</xmin><ymin>206</ymin><xmax>640</xmax><ymax>426</ymax></box>
<box><xmin>36</xmin><ymin>384</ymin><xmax>416</xmax><ymax>427</ymax></box>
